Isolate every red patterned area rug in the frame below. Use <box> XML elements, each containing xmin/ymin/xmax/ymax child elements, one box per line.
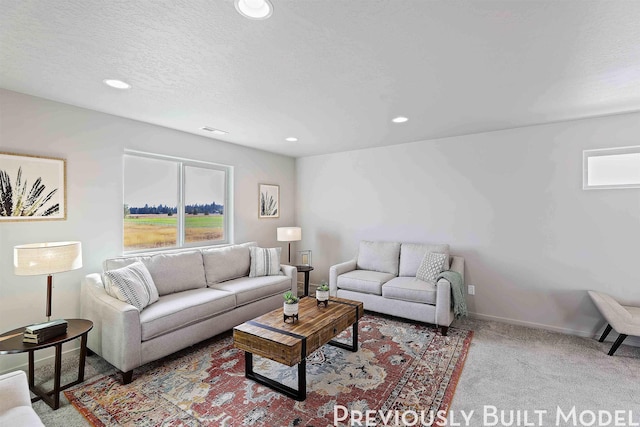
<box><xmin>66</xmin><ymin>314</ymin><xmax>472</xmax><ymax>426</ymax></box>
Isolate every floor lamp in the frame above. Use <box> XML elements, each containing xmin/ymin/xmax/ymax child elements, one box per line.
<box><xmin>14</xmin><ymin>241</ymin><xmax>83</xmax><ymax>323</ymax></box>
<box><xmin>277</xmin><ymin>227</ymin><xmax>301</xmax><ymax>264</ymax></box>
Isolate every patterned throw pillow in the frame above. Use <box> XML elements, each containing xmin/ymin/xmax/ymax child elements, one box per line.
<box><xmin>103</xmin><ymin>261</ymin><xmax>159</xmax><ymax>310</ymax></box>
<box><xmin>249</xmin><ymin>247</ymin><xmax>282</xmax><ymax>277</ymax></box>
<box><xmin>416</xmin><ymin>252</ymin><xmax>448</xmax><ymax>283</ymax></box>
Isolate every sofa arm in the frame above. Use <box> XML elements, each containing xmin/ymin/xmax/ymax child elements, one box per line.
<box><xmin>0</xmin><ymin>371</ymin><xmax>44</xmax><ymax>427</ymax></box>
<box><xmin>280</xmin><ymin>264</ymin><xmax>298</xmax><ymax>294</ymax></box>
<box><xmin>435</xmin><ymin>279</ymin><xmax>453</xmax><ymax>327</ymax></box>
<box><xmin>435</xmin><ymin>256</ymin><xmax>465</xmax><ymax>327</ymax></box>
<box><xmin>81</xmin><ymin>273</ymin><xmax>142</xmax><ymax>373</ymax></box>
<box><xmin>329</xmin><ymin>259</ymin><xmax>357</xmax><ymax>296</ymax></box>
<box><xmin>0</xmin><ymin>371</ymin><xmax>31</xmax><ymax>412</ymax></box>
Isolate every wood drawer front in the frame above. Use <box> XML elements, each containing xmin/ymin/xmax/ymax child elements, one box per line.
<box><xmin>304</xmin><ymin>311</ymin><xmax>354</xmax><ymax>355</ymax></box>
<box><xmin>234</xmin><ymin>330</ymin><xmax>302</xmax><ymax>366</ymax></box>
<box><xmin>320</xmin><ymin>311</ymin><xmax>355</xmax><ymax>343</ymax></box>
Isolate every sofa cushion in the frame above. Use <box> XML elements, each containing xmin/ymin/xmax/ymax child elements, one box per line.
<box><xmin>139</xmin><ymin>288</ymin><xmax>235</xmax><ymax>341</ymax></box>
<box><xmin>212</xmin><ymin>275</ymin><xmax>291</xmax><ymax>306</ymax></box>
<box><xmin>103</xmin><ymin>261</ymin><xmax>159</xmax><ymax>311</ymax></box>
<box><xmin>382</xmin><ymin>277</ymin><xmax>437</xmax><ymax>305</ymax></box>
<box><xmin>103</xmin><ymin>256</ymin><xmax>138</xmax><ymax>273</ymax></box>
<box><xmin>249</xmin><ymin>247</ymin><xmax>282</xmax><ymax>277</ymax></box>
<box><xmin>202</xmin><ymin>242</ymin><xmax>256</xmax><ymax>284</ymax></box>
<box><xmin>336</xmin><ymin>270</ymin><xmax>396</xmax><ymax>295</ymax></box>
<box><xmin>399</xmin><ymin>243</ymin><xmax>450</xmax><ymax>277</ymax></box>
<box><xmin>105</xmin><ymin>250</ymin><xmax>207</xmax><ymax>296</ymax></box>
<box><xmin>416</xmin><ymin>252</ymin><xmax>448</xmax><ymax>283</ymax></box>
<box><xmin>144</xmin><ymin>250</ymin><xmax>207</xmax><ymax>295</ymax></box>
<box><xmin>356</xmin><ymin>241</ymin><xmax>401</xmax><ymax>275</ymax></box>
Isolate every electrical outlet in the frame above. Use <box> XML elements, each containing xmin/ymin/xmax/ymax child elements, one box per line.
<box><xmin>468</xmin><ymin>285</ymin><xmax>475</xmax><ymax>295</ymax></box>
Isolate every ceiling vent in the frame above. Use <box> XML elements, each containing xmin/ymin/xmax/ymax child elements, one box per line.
<box><xmin>201</xmin><ymin>127</ymin><xmax>229</xmax><ymax>135</ymax></box>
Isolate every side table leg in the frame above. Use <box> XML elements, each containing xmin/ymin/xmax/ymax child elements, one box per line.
<box><xmin>28</xmin><ymin>351</ymin><xmax>35</xmax><ymax>388</ymax></box>
<box><xmin>53</xmin><ymin>343</ymin><xmax>62</xmax><ymax>409</ymax></box>
<box><xmin>304</xmin><ymin>272</ymin><xmax>310</xmax><ymax>297</ymax></box>
<box><xmin>78</xmin><ymin>333</ymin><xmax>88</xmax><ymax>382</ymax></box>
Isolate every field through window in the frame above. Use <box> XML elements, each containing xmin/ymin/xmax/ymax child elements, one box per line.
<box><xmin>124</xmin><ymin>153</ymin><xmax>229</xmax><ymax>252</ymax></box>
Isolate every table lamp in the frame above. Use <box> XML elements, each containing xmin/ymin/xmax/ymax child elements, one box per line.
<box><xmin>14</xmin><ymin>241</ymin><xmax>83</xmax><ymax>323</ymax></box>
<box><xmin>276</xmin><ymin>227</ymin><xmax>301</xmax><ymax>264</ymax></box>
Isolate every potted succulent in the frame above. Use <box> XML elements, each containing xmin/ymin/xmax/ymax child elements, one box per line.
<box><xmin>283</xmin><ymin>291</ymin><xmax>300</xmax><ymax>322</ymax></box>
<box><xmin>316</xmin><ymin>281</ymin><xmax>330</xmax><ymax>307</ymax></box>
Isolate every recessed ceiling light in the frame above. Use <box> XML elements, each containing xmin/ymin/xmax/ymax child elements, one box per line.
<box><xmin>285</xmin><ymin>137</ymin><xmax>298</xmax><ymax>142</ymax></box>
<box><xmin>201</xmin><ymin>126</ymin><xmax>229</xmax><ymax>135</ymax></box>
<box><xmin>234</xmin><ymin>0</ymin><xmax>273</xmax><ymax>20</ymax></box>
<box><xmin>392</xmin><ymin>116</ymin><xmax>409</xmax><ymax>123</ymax></box>
<box><xmin>103</xmin><ymin>79</ymin><xmax>131</xmax><ymax>89</ymax></box>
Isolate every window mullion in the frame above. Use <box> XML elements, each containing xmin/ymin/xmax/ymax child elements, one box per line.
<box><xmin>178</xmin><ymin>162</ymin><xmax>185</xmax><ymax>247</ymax></box>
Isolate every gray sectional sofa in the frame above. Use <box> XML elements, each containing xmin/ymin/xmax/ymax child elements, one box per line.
<box><xmin>81</xmin><ymin>242</ymin><xmax>296</xmax><ymax>383</ymax></box>
<box><xmin>330</xmin><ymin>241</ymin><xmax>464</xmax><ymax>335</ymax></box>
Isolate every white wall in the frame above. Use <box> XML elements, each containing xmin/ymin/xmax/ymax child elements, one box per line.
<box><xmin>0</xmin><ymin>89</ymin><xmax>296</xmax><ymax>372</ymax></box>
<box><xmin>296</xmin><ymin>112</ymin><xmax>640</xmax><ymax>338</ymax></box>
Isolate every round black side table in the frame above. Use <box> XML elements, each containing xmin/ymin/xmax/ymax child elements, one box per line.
<box><xmin>296</xmin><ymin>265</ymin><xmax>314</xmax><ymax>296</ymax></box>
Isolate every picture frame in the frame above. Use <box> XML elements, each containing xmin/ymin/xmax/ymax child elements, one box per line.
<box><xmin>258</xmin><ymin>184</ymin><xmax>279</xmax><ymax>218</ymax></box>
<box><xmin>298</xmin><ymin>250</ymin><xmax>312</xmax><ymax>266</ymax></box>
<box><xmin>0</xmin><ymin>152</ymin><xmax>66</xmax><ymax>221</ymax></box>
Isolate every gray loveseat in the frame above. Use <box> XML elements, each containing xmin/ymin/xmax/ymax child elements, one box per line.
<box><xmin>81</xmin><ymin>242</ymin><xmax>296</xmax><ymax>383</ymax></box>
<box><xmin>330</xmin><ymin>241</ymin><xmax>464</xmax><ymax>335</ymax></box>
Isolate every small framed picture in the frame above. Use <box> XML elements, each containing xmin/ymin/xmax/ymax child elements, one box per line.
<box><xmin>258</xmin><ymin>184</ymin><xmax>279</xmax><ymax>218</ymax></box>
<box><xmin>298</xmin><ymin>250</ymin><xmax>312</xmax><ymax>266</ymax></box>
<box><xmin>0</xmin><ymin>152</ymin><xmax>66</xmax><ymax>221</ymax></box>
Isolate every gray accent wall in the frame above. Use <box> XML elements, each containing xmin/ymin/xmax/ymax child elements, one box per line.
<box><xmin>296</xmin><ymin>112</ymin><xmax>640</xmax><ymax>342</ymax></box>
<box><xmin>0</xmin><ymin>89</ymin><xmax>296</xmax><ymax>372</ymax></box>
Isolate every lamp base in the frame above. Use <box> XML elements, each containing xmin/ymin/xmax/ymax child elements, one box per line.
<box><xmin>46</xmin><ymin>274</ymin><xmax>53</xmax><ymax>321</ymax></box>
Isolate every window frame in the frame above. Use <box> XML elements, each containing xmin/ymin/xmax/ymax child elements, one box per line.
<box><xmin>123</xmin><ymin>150</ymin><xmax>232</xmax><ymax>254</ymax></box>
<box><xmin>583</xmin><ymin>145</ymin><xmax>640</xmax><ymax>190</ymax></box>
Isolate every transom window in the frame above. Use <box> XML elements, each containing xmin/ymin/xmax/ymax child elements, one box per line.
<box><xmin>583</xmin><ymin>146</ymin><xmax>640</xmax><ymax>190</ymax></box>
<box><xmin>123</xmin><ymin>151</ymin><xmax>231</xmax><ymax>252</ymax></box>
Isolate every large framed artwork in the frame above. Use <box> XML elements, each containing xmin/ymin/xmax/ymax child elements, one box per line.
<box><xmin>0</xmin><ymin>152</ymin><xmax>66</xmax><ymax>221</ymax></box>
<box><xmin>258</xmin><ymin>183</ymin><xmax>279</xmax><ymax>218</ymax></box>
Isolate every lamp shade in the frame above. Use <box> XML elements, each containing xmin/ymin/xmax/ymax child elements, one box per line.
<box><xmin>14</xmin><ymin>241</ymin><xmax>83</xmax><ymax>276</ymax></box>
<box><xmin>276</xmin><ymin>227</ymin><xmax>301</xmax><ymax>242</ymax></box>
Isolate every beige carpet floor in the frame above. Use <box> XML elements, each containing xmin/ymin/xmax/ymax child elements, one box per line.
<box><xmin>30</xmin><ymin>317</ymin><xmax>640</xmax><ymax>426</ymax></box>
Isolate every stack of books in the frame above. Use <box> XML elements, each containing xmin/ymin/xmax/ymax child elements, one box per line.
<box><xmin>23</xmin><ymin>319</ymin><xmax>68</xmax><ymax>344</ymax></box>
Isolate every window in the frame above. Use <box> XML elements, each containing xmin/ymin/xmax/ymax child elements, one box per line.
<box><xmin>124</xmin><ymin>151</ymin><xmax>231</xmax><ymax>252</ymax></box>
<box><xmin>583</xmin><ymin>146</ymin><xmax>640</xmax><ymax>190</ymax></box>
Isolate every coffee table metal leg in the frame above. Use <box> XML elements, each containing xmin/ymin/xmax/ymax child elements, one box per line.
<box><xmin>328</xmin><ymin>320</ymin><xmax>359</xmax><ymax>352</ymax></box>
<box><xmin>244</xmin><ymin>351</ymin><xmax>307</xmax><ymax>401</ymax></box>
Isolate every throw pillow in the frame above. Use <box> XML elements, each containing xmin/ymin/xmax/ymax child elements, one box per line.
<box><xmin>103</xmin><ymin>261</ymin><xmax>159</xmax><ymax>310</ymax></box>
<box><xmin>416</xmin><ymin>252</ymin><xmax>448</xmax><ymax>283</ymax></box>
<box><xmin>249</xmin><ymin>247</ymin><xmax>282</xmax><ymax>277</ymax></box>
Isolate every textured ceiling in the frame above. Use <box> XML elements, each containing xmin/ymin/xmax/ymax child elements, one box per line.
<box><xmin>2</xmin><ymin>0</ymin><xmax>640</xmax><ymax>158</ymax></box>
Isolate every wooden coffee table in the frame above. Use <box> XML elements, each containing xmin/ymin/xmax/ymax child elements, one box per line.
<box><xmin>233</xmin><ymin>296</ymin><xmax>363</xmax><ymax>401</ymax></box>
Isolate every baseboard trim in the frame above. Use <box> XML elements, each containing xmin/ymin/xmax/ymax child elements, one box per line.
<box><xmin>468</xmin><ymin>311</ymin><xmax>640</xmax><ymax>347</ymax></box>
<box><xmin>0</xmin><ymin>345</ymin><xmax>81</xmax><ymax>376</ymax></box>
